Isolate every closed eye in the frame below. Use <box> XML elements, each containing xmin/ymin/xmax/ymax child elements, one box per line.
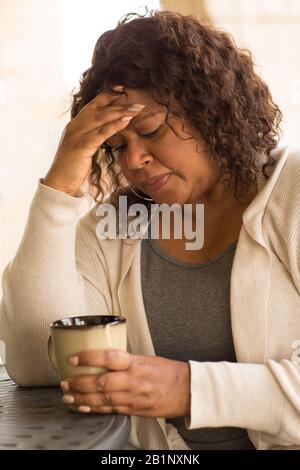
<box><xmin>142</xmin><ymin>126</ymin><xmax>162</xmax><ymax>139</ymax></box>
<box><xmin>113</xmin><ymin>126</ymin><xmax>162</xmax><ymax>153</ymax></box>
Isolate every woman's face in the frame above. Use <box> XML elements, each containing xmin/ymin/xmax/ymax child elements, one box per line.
<box><xmin>105</xmin><ymin>88</ymin><xmax>222</xmax><ymax>205</ymax></box>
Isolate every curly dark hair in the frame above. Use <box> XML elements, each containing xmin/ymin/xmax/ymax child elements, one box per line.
<box><xmin>70</xmin><ymin>9</ymin><xmax>282</xmax><ymax>207</ymax></box>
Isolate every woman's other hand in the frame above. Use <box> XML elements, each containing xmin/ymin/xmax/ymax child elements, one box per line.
<box><xmin>60</xmin><ymin>349</ymin><xmax>191</xmax><ymax>418</ymax></box>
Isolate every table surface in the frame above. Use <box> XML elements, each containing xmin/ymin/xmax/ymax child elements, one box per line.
<box><xmin>0</xmin><ymin>365</ymin><xmax>130</xmax><ymax>450</ymax></box>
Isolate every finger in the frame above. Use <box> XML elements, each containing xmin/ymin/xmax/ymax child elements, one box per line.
<box><xmin>77</xmin><ymin>94</ymin><xmax>121</xmax><ymax>120</ymax></box>
<box><xmin>64</xmin><ymin>393</ymin><xmax>153</xmax><ymax>416</ymax></box>
<box><xmin>70</xmin><ymin>104</ymin><xmax>143</xmax><ymax>136</ymax></box>
<box><xmin>86</xmin><ymin>86</ymin><xmax>127</xmax><ymax>113</ymax></box>
<box><xmin>74</xmin><ymin>401</ymin><xmax>153</xmax><ymax>416</ymax></box>
<box><xmin>73</xmin><ymin>114</ymin><xmax>134</xmax><ymax>152</ymax></box>
<box><xmin>97</xmin><ymin>371</ymin><xmax>133</xmax><ymax>392</ymax></box>
<box><xmin>61</xmin><ymin>374</ymin><xmax>101</xmax><ymax>394</ymax></box>
<box><xmin>77</xmin><ymin>405</ymin><xmax>153</xmax><ymax>416</ymax></box>
<box><xmin>62</xmin><ymin>114</ymin><xmax>135</xmax><ymax>158</ymax></box>
<box><xmin>77</xmin><ymin>405</ymin><xmax>131</xmax><ymax>415</ymax></box>
<box><xmin>63</xmin><ymin>371</ymin><xmax>130</xmax><ymax>394</ymax></box>
<box><xmin>79</xmin><ymin>86</ymin><xmax>126</xmax><ymax>114</ymax></box>
<box><xmin>63</xmin><ymin>391</ymin><xmax>132</xmax><ymax>409</ymax></box>
<box><xmin>69</xmin><ymin>349</ymin><xmax>133</xmax><ymax>371</ymax></box>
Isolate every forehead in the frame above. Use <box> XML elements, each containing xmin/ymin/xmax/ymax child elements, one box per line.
<box><xmin>105</xmin><ymin>111</ymin><xmax>163</xmax><ymax>146</ymax></box>
<box><xmin>105</xmin><ymin>88</ymin><xmax>165</xmax><ymax>143</ymax></box>
<box><xmin>112</xmin><ymin>88</ymin><xmax>167</xmax><ymax>120</ymax></box>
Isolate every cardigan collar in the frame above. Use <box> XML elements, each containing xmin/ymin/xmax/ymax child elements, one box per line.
<box><xmin>242</xmin><ymin>144</ymin><xmax>290</xmax><ymax>246</ymax></box>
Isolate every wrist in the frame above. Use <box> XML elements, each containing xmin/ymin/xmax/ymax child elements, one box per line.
<box><xmin>171</xmin><ymin>361</ymin><xmax>191</xmax><ymax>417</ymax></box>
<box><xmin>41</xmin><ymin>177</ymin><xmax>82</xmax><ymax>198</ymax></box>
<box><xmin>181</xmin><ymin>361</ymin><xmax>191</xmax><ymax>417</ymax></box>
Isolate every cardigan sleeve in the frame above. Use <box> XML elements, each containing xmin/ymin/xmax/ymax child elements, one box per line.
<box><xmin>0</xmin><ymin>181</ymin><xmax>109</xmax><ymax>386</ymax></box>
<box><xmin>185</xmin><ymin>359</ymin><xmax>300</xmax><ymax>448</ymax></box>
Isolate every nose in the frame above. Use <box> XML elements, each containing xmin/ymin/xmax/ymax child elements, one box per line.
<box><xmin>125</xmin><ymin>141</ymin><xmax>153</xmax><ymax>170</ymax></box>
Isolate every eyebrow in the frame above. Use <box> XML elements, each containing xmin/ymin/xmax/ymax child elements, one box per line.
<box><xmin>134</xmin><ymin>111</ymin><xmax>160</xmax><ymax>123</ymax></box>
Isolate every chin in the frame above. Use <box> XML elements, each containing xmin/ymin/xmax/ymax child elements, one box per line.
<box><xmin>152</xmin><ymin>192</ymin><xmax>188</xmax><ymax>206</ymax></box>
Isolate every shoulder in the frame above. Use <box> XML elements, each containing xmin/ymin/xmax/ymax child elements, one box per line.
<box><xmin>76</xmin><ymin>195</ymin><xmax>143</xmax><ymax>256</ymax></box>
<box><xmin>268</xmin><ymin>144</ymin><xmax>300</xmax><ymax>208</ymax></box>
<box><xmin>77</xmin><ymin>194</ymin><xmax>119</xmax><ymax>237</ymax></box>
<box><xmin>270</xmin><ymin>143</ymin><xmax>300</xmax><ymax>182</ymax></box>
<box><xmin>263</xmin><ymin>144</ymin><xmax>300</xmax><ymax>252</ymax></box>
<box><xmin>262</xmin><ymin>145</ymin><xmax>300</xmax><ymax>288</ymax></box>
<box><xmin>78</xmin><ymin>187</ymin><xmax>145</xmax><ymax>232</ymax></box>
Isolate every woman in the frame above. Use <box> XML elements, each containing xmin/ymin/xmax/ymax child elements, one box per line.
<box><xmin>1</xmin><ymin>10</ymin><xmax>300</xmax><ymax>450</ymax></box>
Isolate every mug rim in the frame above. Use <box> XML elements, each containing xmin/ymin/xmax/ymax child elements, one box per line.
<box><xmin>50</xmin><ymin>315</ymin><xmax>126</xmax><ymax>329</ymax></box>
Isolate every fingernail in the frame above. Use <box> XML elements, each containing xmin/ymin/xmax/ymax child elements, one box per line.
<box><xmin>60</xmin><ymin>381</ymin><xmax>69</xmax><ymax>392</ymax></box>
<box><xmin>113</xmin><ymin>85</ymin><xmax>124</xmax><ymax>91</ymax></box>
<box><xmin>120</xmin><ymin>116</ymin><xmax>134</xmax><ymax>122</ymax></box>
<box><xmin>69</xmin><ymin>356</ymin><xmax>79</xmax><ymax>366</ymax></box>
<box><xmin>128</xmin><ymin>104</ymin><xmax>145</xmax><ymax>111</ymax></box>
<box><xmin>78</xmin><ymin>405</ymin><xmax>91</xmax><ymax>413</ymax></box>
<box><xmin>127</xmin><ymin>106</ymin><xmax>144</xmax><ymax>112</ymax></box>
<box><xmin>63</xmin><ymin>394</ymin><xmax>75</xmax><ymax>404</ymax></box>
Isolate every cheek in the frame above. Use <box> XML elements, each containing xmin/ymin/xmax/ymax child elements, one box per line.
<box><xmin>116</xmin><ymin>158</ymin><xmax>130</xmax><ymax>178</ymax></box>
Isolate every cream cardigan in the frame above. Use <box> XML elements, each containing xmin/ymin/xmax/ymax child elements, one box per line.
<box><xmin>1</xmin><ymin>144</ymin><xmax>300</xmax><ymax>450</ymax></box>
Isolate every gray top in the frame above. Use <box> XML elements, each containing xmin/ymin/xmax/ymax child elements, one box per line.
<box><xmin>140</xmin><ymin>232</ymin><xmax>255</xmax><ymax>450</ymax></box>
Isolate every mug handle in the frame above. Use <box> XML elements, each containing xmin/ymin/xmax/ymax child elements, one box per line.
<box><xmin>47</xmin><ymin>336</ymin><xmax>57</xmax><ymax>370</ymax></box>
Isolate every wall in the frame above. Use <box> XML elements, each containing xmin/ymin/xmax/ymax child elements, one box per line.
<box><xmin>0</xmin><ymin>0</ymin><xmax>68</xmax><ymax>363</ymax></box>
<box><xmin>0</xmin><ymin>0</ymin><xmax>69</xmax><ymax>278</ymax></box>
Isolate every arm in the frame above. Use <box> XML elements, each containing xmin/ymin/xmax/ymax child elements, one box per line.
<box><xmin>0</xmin><ymin>181</ymin><xmax>109</xmax><ymax>386</ymax></box>
<box><xmin>186</xmin><ymin>359</ymin><xmax>300</xmax><ymax>447</ymax></box>
<box><xmin>0</xmin><ymin>86</ymin><xmax>141</xmax><ymax>386</ymax></box>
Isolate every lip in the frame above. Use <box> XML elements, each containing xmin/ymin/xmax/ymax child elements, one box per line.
<box><xmin>144</xmin><ymin>173</ymin><xmax>171</xmax><ymax>191</ymax></box>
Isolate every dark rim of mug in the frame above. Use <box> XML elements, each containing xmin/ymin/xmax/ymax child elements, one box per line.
<box><xmin>50</xmin><ymin>315</ymin><xmax>126</xmax><ymax>329</ymax></box>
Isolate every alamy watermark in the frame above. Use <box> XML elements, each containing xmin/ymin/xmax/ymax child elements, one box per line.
<box><xmin>96</xmin><ymin>196</ymin><xmax>204</xmax><ymax>250</ymax></box>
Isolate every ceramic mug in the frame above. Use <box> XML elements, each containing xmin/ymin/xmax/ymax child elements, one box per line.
<box><xmin>48</xmin><ymin>315</ymin><xmax>127</xmax><ymax>380</ymax></box>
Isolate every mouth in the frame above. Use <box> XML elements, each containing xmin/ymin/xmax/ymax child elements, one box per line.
<box><xmin>144</xmin><ymin>173</ymin><xmax>171</xmax><ymax>192</ymax></box>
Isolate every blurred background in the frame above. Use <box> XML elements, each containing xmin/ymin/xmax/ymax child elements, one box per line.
<box><xmin>1</xmin><ymin>0</ymin><xmax>300</xmax><ymax>359</ymax></box>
